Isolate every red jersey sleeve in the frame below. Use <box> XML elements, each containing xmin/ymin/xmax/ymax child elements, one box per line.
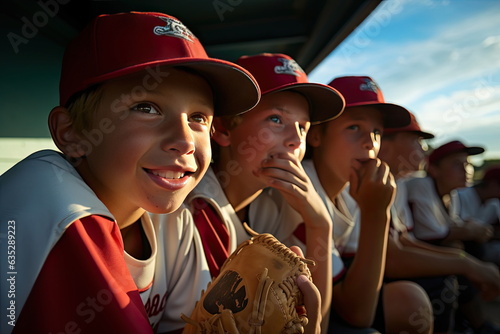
<box><xmin>13</xmin><ymin>215</ymin><xmax>153</xmax><ymax>334</ymax></box>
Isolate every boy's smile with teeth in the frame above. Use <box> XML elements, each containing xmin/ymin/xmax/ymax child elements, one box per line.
<box><xmin>145</xmin><ymin>168</ymin><xmax>193</xmax><ymax>180</ymax></box>
<box><xmin>151</xmin><ymin>170</ymin><xmax>186</xmax><ymax>179</ymax></box>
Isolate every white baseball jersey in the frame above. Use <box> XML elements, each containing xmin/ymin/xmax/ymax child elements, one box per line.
<box><xmin>302</xmin><ymin>160</ymin><xmax>360</xmax><ymax>255</ymax></box>
<box><xmin>187</xmin><ymin>167</ymin><xmax>251</xmax><ymax>252</ymax></box>
<box><xmin>450</xmin><ymin>187</ymin><xmax>500</xmax><ymax>225</ymax></box>
<box><xmin>0</xmin><ymin>150</ymin><xmax>158</xmax><ymax>333</ymax></box>
<box><xmin>248</xmin><ymin>186</ymin><xmax>303</xmax><ymax>247</ymax></box>
<box><xmin>150</xmin><ymin>206</ymin><xmax>212</xmax><ymax>331</ymax></box>
<box><xmin>405</xmin><ymin>176</ymin><xmax>455</xmax><ymax>241</ymax></box>
<box><xmin>390</xmin><ymin>177</ymin><xmax>416</xmax><ymax>234</ymax></box>
<box><xmin>449</xmin><ymin>186</ymin><xmax>500</xmax><ymax>265</ymax></box>
<box><xmin>0</xmin><ymin>149</ymin><xmax>208</xmax><ymax>333</ymax></box>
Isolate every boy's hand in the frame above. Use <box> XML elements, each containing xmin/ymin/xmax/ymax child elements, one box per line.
<box><xmin>464</xmin><ymin>220</ymin><xmax>494</xmax><ymax>243</ymax></box>
<box><xmin>466</xmin><ymin>258</ymin><xmax>500</xmax><ymax>301</ymax></box>
<box><xmin>290</xmin><ymin>246</ymin><xmax>321</xmax><ymax>334</ymax></box>
<box><xmin>297</xmin><ymin>275</ymin><xmax>321</xmax><ymax>334</ymax></box>
<box><xmin>349</xmin><ymin>158</ymin><xmax>396</xmax><ymax>215</ymax></box>
<box><xmin>258</xmin><ymin>153</ymin><xmax>329</xmax><ymax>227</ymax></box>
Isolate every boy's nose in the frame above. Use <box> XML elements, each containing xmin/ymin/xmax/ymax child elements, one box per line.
<box><xmin>363</xmin><ymin>132</ymin><xmax>380</xmax><ymax>159</ymax></box>
<box><xmin>362</xmin><ymin>132</ymin><xmax>377</xmax><ymax>150</ymax></box>
<box><xmin>162</xmin><ymin>119</ymin><xmax>195</xmax><ymax>155</ymax></box>
<box><xmin>284</xmin><ymin>123</ymin><xmax>304</xmax><ymax>149</ymax></box>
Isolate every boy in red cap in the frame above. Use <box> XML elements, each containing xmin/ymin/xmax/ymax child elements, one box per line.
<box><xmin>380</xmin><ymin>112</ymin><xmax>434</xmax><ymax>178</ymax></box>
<box><xmin>406</xmin><ymin>140</ymin><xmax>500</xmax><ymax>333</ymax></box>
<box><xmin>181</xmin><ymin>53</ymin><xmax>345</xmax><ymax>331</ymax></box>
<box><xmin>379</xmin><ymin>114</ymin><xmax>500</xmax><ymax>334</ymax></box>
<box><xmin>406</xmin><ymin>140</ymin><xmax>491</xmax><ymax>247</ymax></box>
<box><xmin>0</xmin><ymin>12</ymin><xmax>261</xmax><ymax>334</ymax></box>
<box><xmin>253</xmin><ymin>76</ymin><xmax>433</xmax><ymax>333</ymax></box>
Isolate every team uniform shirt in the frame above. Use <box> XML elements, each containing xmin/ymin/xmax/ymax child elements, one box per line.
<box><xmin>332</xmin><ymin>244</ymin><xmax>346</xmax><ymax>284</ymax></box>
<box><xmin>249</xmin><ymin>160</ymin><xmax>358</xmax><ymax>284</ymax></box>
<box><xmin>450</xmin><ymin>187</ymin><xmax>500</xmax><ymax>226</ymax></box>
<box><xmin>150</xmin><ymin>206</ymin><xmax>212</xmax><ymax>332</ymax></box>
<box><xmin>127</xmin><ymin>212</ymin><xmax>168</xmax><ymax>330</ymax></box>
<box><xmin>247</xmin><ymin>186</ymin><xmax>303</xmax><ymax>248</ymax></box>
<box><xmin>405</xmin><ymin>176</ymin><xmax>455</xmax><ymax>241</ymax></box>
<box><xmin>449</xmin><ymin>186</ymin><xmax>500</xmax><ymax>265</ymax></box>
<box><xmin>303</xmin><ymin>160</ymin><xmax>360</xmax><ymax>256</ymax></box>
<box><xmin>248</xmin><ymin>188</ymin><xmax>346</xmax><ymax>283</ymax></box>
<box><xmin>0</xmin><ymin>150</ymin><xmax>156</xmax><ymax>334</ymax></box>
<box><xmin>186</xmin><ymin>167</ymin><xmax>251</xmax><ymax>276</ymax></box>
<box><xmin>390</xmin><ymin>177</ymin><xmax>416</xmax><ymax>235</ymax></box>
<box><xmin>330</xmin><ymin>188</ymin><xmax>360</xmax><ymax>257</ymax></box>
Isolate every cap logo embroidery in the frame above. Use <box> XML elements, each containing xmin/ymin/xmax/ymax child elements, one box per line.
<box><xmin>274</xmin><ymin>58</ymin><xmax>304</xmax><ymax>77</ymax></box>
<box><xmin>359</xmin><ymin>78</ymin><xmax>379</xmax><ymax>94</ymax></box>
<box><xmin>153</xmin><ymin>16</ymin><xmax>196</xmax><ymax>42</ymax></box>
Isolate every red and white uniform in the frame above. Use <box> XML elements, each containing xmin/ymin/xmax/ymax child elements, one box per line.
<box><xmin>150</xmin><ymin>207</ymin><xmax>212</xmax><ymax>332</ymax></box>
<box><xmin>0</xmin><ymin>150</ymin><xmax>154</xmax><ymax>333</ymax></box>
<box><xmin>0</xmin><ymin>150</ymin><xmax>204</xmax><ymax>333</ymax></box>
<box><xmin>405</xmin><ymin>176</ymin><xmax>455</xmax><ymax>241</ymax></box>
<box><xmin>184</xmin><ymin>167</ymin><xmax>251</xmax><ymax>278</ymax></box>
<box><xmin>189</xmin><ymin>167</ymin><xmax>250</xmax><ymax>247</ymax></box>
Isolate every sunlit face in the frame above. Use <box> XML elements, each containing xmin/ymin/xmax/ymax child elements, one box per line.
<box><xmin>309</xmin><ymin>106</ymin><xmax>384</xmax><ymax>186</ymax></box>
<box><xmin>429</xmin><ymin>152</ymin><xmax>472</xmax><ymax>191</ymax></box>
<box><xmin>74</xmin><ymin>68</ymin><xmax>214</xmax><ymax>217</ymax></box>
<box><xmin>218</xmin><ymin>90</ymin><xmax>310</xmax><ymax>188</ymax></box>
<box><xmin>381</xmin><ymin>132</ymin><xmax>427</xmax><ymax>175</ymax></box>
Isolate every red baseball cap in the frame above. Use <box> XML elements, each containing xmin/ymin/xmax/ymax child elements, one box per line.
<box><xmin>383</xmin><ymin>112</ymin><xmax>434</xmax><ymax>139</ymax></box>
<box><xmin>482</xmin><ymin>165</ymin><xmax>500</xmax><ymax>183</ymax></box>
<box><xmin>328</xmin><ymin>76</ymin><xmax>411</xmax><ymax>128</ymax></box>
<box><xmin>59</xmin><ymin>12</ymin><xmax>260</xmax><ymax>116</ymax></box>
<box><xmin>428</xmin><ymin>140</ymin><xmax>484</xmax><ymax>165</ymax></box>
<box><xmin>237</xmin><ymin>53</ymin><xmax>345</xmax><ymax>124</ymax></box>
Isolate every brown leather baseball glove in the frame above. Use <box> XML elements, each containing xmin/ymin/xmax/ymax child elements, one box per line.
<box><xmin>181</xmin><ymin>231</ymin><xmax>315</xmax><ymax>333</ymax></box>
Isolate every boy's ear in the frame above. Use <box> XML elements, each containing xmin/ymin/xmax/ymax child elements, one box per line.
<box><xmin>306</xmin><ymin>124</ymin><xmax>322</xmax><ymax>148</ymax></box>
<box><xmin>211</xmin><ymin>117</ymin><xmax>231</xmax><ymax>147</ymax></box>
<box><xmin>48</xmin><ymin>106</ymin><xmax>86</xmax><ymax>158</ymax></box>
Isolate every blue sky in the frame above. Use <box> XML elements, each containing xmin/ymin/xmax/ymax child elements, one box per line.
<box><xmin>309</xmin><ymin>0</ymin><xmax>500</xmax><ymax>163</ymax></box>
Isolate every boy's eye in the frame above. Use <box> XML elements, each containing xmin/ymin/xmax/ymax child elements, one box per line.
<box><xmin>190</xmin><ymin>113</ymin><xmax>211</xmax><ymax>125</ymax></box>
<box><xmin>131</xmin><ymin>103</ymin><xmax>160</xmax><ymax>115</ymax></box>
<box><xmin>347</xmin><ymin>125</ymin><xmax>359</xmax><ymax>131</ymax></box>
<box><xmin>269</xmin><ymin>115</ymin><xmax>282</xmax><ymax>124</ymax></box>
<box><xmin>298</xmin><ymin>123</ymin><xmax>308</xmax><ymax>135</ymax></box>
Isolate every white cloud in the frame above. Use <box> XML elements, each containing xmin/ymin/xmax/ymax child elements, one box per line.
<box><xmin>309</xmin><ymin>2</ymin><xmax>500</xmax><ymax>158</ymax></box>
<box><xmin>410</xmin><ymin>83</ymin><xmax>500</xmax><ymax>159</ymax></box>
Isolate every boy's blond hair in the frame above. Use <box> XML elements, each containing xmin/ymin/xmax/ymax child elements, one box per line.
<box><xmin>66</xmin><ymin>86</ymin><xmax>104</xmax><ymax>132</ymax></box>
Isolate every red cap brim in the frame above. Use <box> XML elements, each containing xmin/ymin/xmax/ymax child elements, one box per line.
<box><xmin>347</xmin><ymin>101</ymin><xmax>411</xmax><ymax>128</ymax></box>
<box><xmin>268</xmin><ymin>83</ymin><xmax>345</xmax><ymax>124</ymax></box>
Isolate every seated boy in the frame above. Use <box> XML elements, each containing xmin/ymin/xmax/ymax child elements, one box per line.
<box><xmin>0</xmin><ymin>11</ymin><xmax>261</xmax><ymax>334</ymax></box>
<box><xmin>183</xmin><ymin>53</ymin><xmax>345</xmax><ymax>327</ymax></box>
<box><xmin>406</xmin><ymin>140</ymin><xmax>500</xmax><ymax>333</ymax></box>
<box><xmin>450</xmin><ymin>165</ymin><xmax>500</xmax><ymax>266</ymax></box>
<box><xmin>406</xmin><ymin>140</ymin><xmax>492</xmax><ymax>248</ymax></box>
<box><xmin>252</xmin><ymin>76</ymin><xmax>434</xmax><ymax>333</ymax></box>
<box><xmin>379</xmin><ymin>113</ymin><xmax>500</xmax><ymax>333</ymax></box>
